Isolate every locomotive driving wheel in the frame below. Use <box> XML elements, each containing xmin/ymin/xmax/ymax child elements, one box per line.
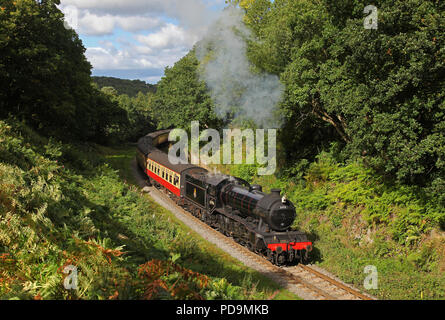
<box><xmin>276</xmin><ymin>253</ymin><xmax>286</xmax><ymax>266</ymax></box>
<box><xmin>266</xmin><ymin>249</ymin><xmax>274</xmax><ymax>263</ymax></box>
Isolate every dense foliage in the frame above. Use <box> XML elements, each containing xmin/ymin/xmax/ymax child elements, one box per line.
<box><xmin>93</xmin><ymin>76</ymin><xmax>157</xmax><ymax>97</ymax></box>
<box><xmin>152</xmin><ymin>51</ymin><xmax>223</xmax><ymax>130</ymax></box>
<box><xmin>239</xmin><ymin>0</ymin><xmax>445</xmax><ymax>201</ymax></box>
<box><xmin>200</xmin><ymin>0</ymin><xmax>445</xmax><ymax>299</ymax></box>
<box><xmin>155</xmin><ymin>1</ymin><xmax>444</xmax><ymax>204</ymax></box>
<box><xmin>0</xmin><ymin>119</ymin><xmax>282</xmax><ymax>299</ymax></box>
<box><xmin>0</xmin><ymin>0</ymin><xmax>287</xmax><ymax>300</ymax></box>
<box><xmin>1</xmin><ymin>0</ymin><xmax>444</xmax><ymax>300</ymax></box>
<box><xmin>100</xmin><ymin>88</ymin><xmax>156</xmax><ymax>142</ymax></box>
<box><xmin>218</xmin><ymin>150</ymin><xmax>445</xmax><ymax>299</ymax></box>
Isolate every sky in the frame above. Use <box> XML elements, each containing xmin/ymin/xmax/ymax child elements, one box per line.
<box><xmin>58</xmin><ymin>0</ymin><xmax>228</xmax><ymax>84</ymax></box>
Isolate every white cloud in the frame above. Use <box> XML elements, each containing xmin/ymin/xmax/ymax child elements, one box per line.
<box><xmin>115</xmin><ymin>16</ymin><xmax>162</xmax><ymax>33</ymax></box>
<box><xmin>85</xmin><ymin>41</ymin><xmax>189</xmax><ymax>71</ymax></box>
<box><xmin>60</xmin><ymin>0</ymin><xmax>218</xmax><ymax>29</ymax></box>
<box><xmin>58</xmin><ymin>0</ymin><xmax>225</xmax><ymax>82</ymax></box>
<box><xmin>64</xmin><ymin>10</ymin><xmax>163</xmax><ymax>36</ymax></box>
<box><xmin>78</xmin><ymin>12</ymin><xmax>115</xmax><ymax>36</ymax></box>
<box><xmin>135</xmin><ymin>24</ymin><xmax>198</xmax><ymax>49</ymax></box>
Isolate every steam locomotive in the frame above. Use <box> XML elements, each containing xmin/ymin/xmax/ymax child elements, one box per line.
<box><xmin>137</xmin><ymin>130</ymin><xmax>312</xmax><ymax>265</ymax></box>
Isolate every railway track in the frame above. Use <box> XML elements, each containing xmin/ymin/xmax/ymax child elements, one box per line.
<box><xmin>132</xmin><ymin>160</ymin><xmax>375</xmax><ymax>300</ymax></box>
<box><xmin>282</xmin><ymin>264</ymin><xmax>374</xmax><ymax>300</ymax></box>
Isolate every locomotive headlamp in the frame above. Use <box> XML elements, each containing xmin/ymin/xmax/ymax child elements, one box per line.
<box><xmin>281</xmin><ymin>196</ymin><xmax>287</xmax><ymax>204</ymax></box>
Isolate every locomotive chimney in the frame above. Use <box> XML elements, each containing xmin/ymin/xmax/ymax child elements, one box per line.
<box><xmin>250</xmin><ymin>185</ymin><xmax>263</xmax><ymax>192</ymax></box>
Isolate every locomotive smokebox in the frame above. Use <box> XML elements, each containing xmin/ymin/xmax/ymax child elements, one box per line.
<box><xmin>255</xmin><ymin>189</ymin><xmax>296</xmax><ymax>231</ymax></box>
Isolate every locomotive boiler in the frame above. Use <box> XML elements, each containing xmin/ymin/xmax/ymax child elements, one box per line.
<box><xmin>220</xmin><ymin>184</ymin><xmax>296</xmax><ymax>232</ymax></box>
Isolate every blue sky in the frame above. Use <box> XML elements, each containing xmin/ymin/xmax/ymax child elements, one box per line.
<box><xmin>59</xmin><ymin>0</ymin><xmax>227</xmax><ymax>84</ymax></box>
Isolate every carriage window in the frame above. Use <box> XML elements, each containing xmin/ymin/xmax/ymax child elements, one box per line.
<box><xmin>174</xmin><ymin>175</ymin><xmax>179</xmax><ymax>187</ymax></box>
<box><xmin>169</xmin><ymin>174</ymin><xmax>172</xmax><ymax>183</ymax></box>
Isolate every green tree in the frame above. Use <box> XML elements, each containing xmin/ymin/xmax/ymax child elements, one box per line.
<box><xmin>241</xmin><ymin>0</ymin><xmax>444</xmax><ymax>194</ymax></box>
<box><xmin>101</xmin><ymin>86</ymin><xmax>119</xmax><ymax>97</ymax></box>
<box><xmin>152</xmin><ymin>50</ymin><xmax>221</xmax><ymax>130</ymax></box>
<box><xmin>93</xmin><ymin>76</ymin><xmax>157</xmax><ymax>97</ymax></box>
<box><xmin>0</xmin><ymin>0</ymin><xmax>125</xmax><ymax>142</ymax></box>
<box><xmin>118</xmin><ymin>92</ymin><xmax>155</xmax><ymax>141</ymax></box>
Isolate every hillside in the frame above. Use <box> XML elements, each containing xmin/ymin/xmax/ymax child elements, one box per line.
<box><xmin>0</xmin><ymin>119</ymin><xmax>293</xmax><ymax>299</ymax></box>
<box><xmin>213</xmin><ymin>154</ymin><xmax>445</xmax><ymax>300</ymax></box>
<box><xmin>1</xmin><ymin>0</ymin><xmax>444</xmax><ymax>301</ymax></box>
<box><xmin>93</xmin><ymin>76</ymin><xmax>157</xmax><ymax>97</ymax></box>
<box><xmin>0</xmin><ymin>0</ymin><xmax>291</xmax><ymax>300</ymax></box>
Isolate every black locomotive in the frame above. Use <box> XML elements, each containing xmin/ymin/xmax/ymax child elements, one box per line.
<box><xmin>137</xmin><ymin>130</ymin><xmax>312</xmax><ymax>265</ymax></box>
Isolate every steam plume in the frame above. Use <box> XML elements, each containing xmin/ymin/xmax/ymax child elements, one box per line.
<box><xmin>196</xmin><ymin>6</ymin><xmax>284</xmax><ymax>129</ymax></box>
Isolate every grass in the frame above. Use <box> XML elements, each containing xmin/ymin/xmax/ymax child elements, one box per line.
<box><xmin>0</xmin><ymin>119</ymin><xmax>301</xmax><ymax>300</ymax></box>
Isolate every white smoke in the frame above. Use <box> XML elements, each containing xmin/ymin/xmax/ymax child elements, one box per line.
<box><xmin>196</xmin><ymin>6</ymin><xmax>284</xmax><ymax>129</ymax></box>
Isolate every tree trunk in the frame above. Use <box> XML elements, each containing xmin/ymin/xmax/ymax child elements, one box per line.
<box><xmin>311</xmin><ymin>98</ymin><xmax>350</xmax><ymax>143</ymax></box>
